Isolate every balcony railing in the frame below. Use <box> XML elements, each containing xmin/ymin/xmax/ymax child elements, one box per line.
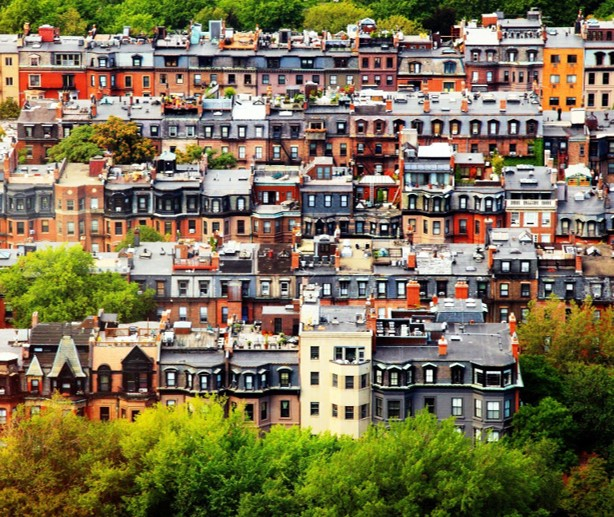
<box><xmin>506</xmin><ymin>199</ymin><xmax>557</xmax><ymax>209</ymax></box>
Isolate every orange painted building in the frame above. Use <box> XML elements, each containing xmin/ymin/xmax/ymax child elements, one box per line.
<box><xmin>542</xmin><ymin>30</ymin><xmax>584</xmax><ymax>112</ymax></box>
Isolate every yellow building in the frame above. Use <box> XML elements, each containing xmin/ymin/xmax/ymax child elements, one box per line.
<box><xmin>0</xmin><ymin>35</ymin><xmax>19</xmax><ymax>102</ymax></box>
<box><xmin>299</xmin><ymin>285</ymin><xmax>373</xmax><ymax>438</ymax></box>
<box><xmin>543</xmin><ymin>28</ymin><xmax>584</xmax><ymax>112</ymax></box>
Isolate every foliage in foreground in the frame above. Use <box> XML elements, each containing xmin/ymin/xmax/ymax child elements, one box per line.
<box><xmin>0</xmin><ymin>245</ymin><xmax>155</xmax><ymax>326</ymax></box>
<box><xmin>0</xmin><ymin>397</ymin><xmax>574</xmax><ymax>517</ymax></box>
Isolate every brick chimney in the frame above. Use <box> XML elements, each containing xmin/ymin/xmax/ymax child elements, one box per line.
<box><xmin>575</xmin><ymin>252</ymin><xmax>582</xmax><ymax>274</ymax></box>
<box><xmin>89</xmin><ymin>157</ymin><xmax>106</xmax><ymax>177</ymax></box>
<box><xmin>455</xmin><ymin>280</ymin><xmax>469</xmax><ymax>299</ymax></box>
<box><xmin>406</xmin><ymin>252</ymin><xmax>416</xmax><ymax>269</ymax></box>
<box><xmin>334</xmin><ymin>247</ymin><xmax>341</xmax><ymax>271</ymax></box>
<box><xmin>423</xmin><ymin>99</ymin><xmax>431</xmax><ymax>113</ymax></box>
<box><xmin>291</xmin><ymin>250</ymin><xmax>300</xmax><ymax>270</ymax></box>
<box><xmin>487</xmin><ymin>245</ymin><xmax>496</xmax><ymax>269</ymax></box>
<box><xmin>31</xmin><ymin>311</ymin><xmax>39</xmax><ymax>328</ymax></box>
<box><xmin>461</xmin><ymin>98</ymin><xmax>469</xmax><ymax>113</ymax></box>
<box><xmin>511</xmin><ymin>333</ymin><xmax>520</xmax><ymax>360</ymax></box>
<box><xmin>499</xmin><ymin>99</ymin><xmax>507</xmax><ymax>112</ymax></box>
<box><xmin>385</xmin><ymin>99</ymin><xmax>392</xmax><ymax>112</ymax></box>
<box><xmin>406</xmin><ymin>280</ymin><xmax>420</xmax><ymax>307</ymax></box>
<box><xmin>508</xmin><ymin>312</ymin><xmax>517</xmax><ymax>336</ymax></box>
<box><xmin>438</xmin><ymin>336</ymin><xmax>448</xmax><ymax>356</ymax></box>
<box><xmin>432</xmin><ymin>294</ymin><xmax>439</xmax><ymax>306</ymax></box>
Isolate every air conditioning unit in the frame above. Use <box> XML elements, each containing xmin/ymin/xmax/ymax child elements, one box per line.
<box><xmin>139</xmin><ymin>388</ymin><xmax>148</xmax><ymax>393</ymax></box>
<box><xmin>189</xmin><ymin>229</ymin><xmax>196</xmax><ymax>234</ymax></box>
<box><xmin>509</xmin><ymin>151</ymin><xmax>517</xmax><ymax>157</ymax></box>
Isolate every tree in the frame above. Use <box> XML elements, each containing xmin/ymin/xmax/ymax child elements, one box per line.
<box><xmin>518</xmin><ymin>297</ymin><xmax>614</xmax><ymax>368</ymax></box>
<box><xmin>510</xmin><ymin>397</ymin><xmax>578</xmax><ymax>469</ymax></box>
<box><xmin>299</xmin><ymin>411</ymin><xmax>561</xmax><ymax>516</ymax></box>
<box><xmin>0</xmin><ymin>395</ymin><xmax>130</xmax><ymax>516</ymax></box>
<box><xmin>91</xmin><ymin>116</ymin><xmax>156</xmax><ymax>165</ymax></box>
<box><xmin>303</xmin><ymin>1</ymin><xmax>373</xmax><ymax>34</ymax></box>
<box><xmin>175</xmin><ymin>144</ymin><xmax>204</xmax><ymax>164</ymax></box>
<box><xmin>491</xmin><ymin>151</ymin><xmax>504</xmax><ymax>177</ymax></box>
<box><xmin>0</xmin><ymin>245</ymin><xmax>154</xmax><ymax>327</ymax></box>
<box><xmin>47</xmin><ymin>125</ymin><xmax>103</xmax><ymax>164</ymax></box>
<box><xmin>518</xmin><ymin>354</ymin><xmax>564</xmax><ymax>405</ymax></box>
<box><xmin>207</xmin><ymin>149</ymin><xmax>237</xmax><ymax>169</ymax></box>
<box><xmin>376</xmin><ymin>15</ymin><xmax>424</xmax><ymax>35</ymax></box>
<box><xmin>0</xmin><ymin>97</ymin><xmax>20</xmax><ymax>119</ymax></box>
<box><xmin>114</xmin><ymin>225</ymin><xmax>165</xmax><ymax>251</ymax></box>
<box><xmin>560</xmin><ymin>456</ymin><xmax>614</xmax><ymax>517</ymax></box>
<box><xmin>57</xmin><ymin>6</ymin><xmax>88</xmax><ymax>35</ymax></box>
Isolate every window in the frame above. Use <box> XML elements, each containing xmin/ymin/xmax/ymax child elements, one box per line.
<box><xmin>310</xmin><ymin>372</ymin><xmax>319</xmax><ymax>385</ymax></box>
<box><xmin>332</xmin><ymin>373</ymin><xmax>338</xmax><ymax>387</ymax></box>
<box><xmin>451</xmin><ymin>366</ymin><xmax>464</xmax><ymax>384</ymax></box>
<box><xmin>452</xmin><ymin>398</ymin><xmax>463</xmax><ymax>416</ymax></box>
<box><xmin>345</xmin><ymin>375</ymin><xmax>354</xmax><ymax>389</ymax></box>
<box><xmin>98</xmin><ymin>366</ymin><xmax>111</xmax><ymax>392</ymax></box>
<box><xmin>424</xmin><ymin>367</ymin><xmax>436</xmax><ymax>383</ymax></box>
<box><xmin>388</xmin><ymin>400</ymin><xmax>401</xmax><ymax>419</ymax></box>
<box><xmin>310</xmin><ymin>402</ymin><xmax>320</xmax><ymax>416</ymax></box>
<box><xmin>176</xmin><ymin>74</ymin><xmax>184</xmax><ymax>84</ymax></box>
<box><xmin>165</xmin><ymin>370</ymin><xmax>176</xmax><ymax>387</ymax></box>
<box><xmin>280</xmin><ymin>370</ymin><xmax>291</xmax><ymax>387</ymax></box>
<box><xmin>521</xmin><ymin>283</ymin><xmax>531</xmax><ymax>297</ymax></box>
<box><xmin>486</xmin><ymin>401</ymin><xmax>500</xmax><ymax>419</ymax></box>
<box><xmin>99</xmin><ymin>407</ymin><xmax>110</xmax><ymax>421</ymax></box>
<box><xmin>504</xmin><ymin>399</ymin><xmax>512</xmax><ymax>418</ymax></box>
<box><xmin>260</xmin><ymin>401</ymin><xmax>268</xmax><ymax>420</ymax></box>
<box><xmin>500</xmin><ymin>283</ymin><xmax>509</xmax><ymax>297</ymax></box>
<box><xmin>345</xmin><ymin>406</ymin><xmax>354</xmax><ymax>419</ymax></box>
<box><xmin>375</xmin><ymin>398</ymin><xmax>383</xmax><ymax>417</ymax></box>
<box><xmin>280</xmin><ymin>400</ymin><xmax>290</xmax><ymax>418</ymax></box>
<box><xmin>424</xmin><ymin>398</ymin><xmax>435</xmax><ymax>414</ymax></box>
<box><xmin>310</xmin><ymin>346</ymin><xmax>319</xmax><ymax>360</ymax></box>
<box><xmin>29</xmin><ymin>74</ymin><xmax>41</xmax><ymax>87</ymax></box>
<box><xmin>332</xmin><ymin>404</ymin><xmax>338</xmax><ymax>417</ymax></box>
<box><xmin>474</xmin><ymin>399</ymin><xmax>483</xmax><ymax>418</ymax></box>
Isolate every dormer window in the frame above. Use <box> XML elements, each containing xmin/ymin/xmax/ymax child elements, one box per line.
<box><xmin>30</xmin><ymin>54</ymin><xmax>40</xmax><ymax>66</ymax></box>
<box><xmin>132</xmin><ymin>55</ymin><xmax>143</xmax><ymax>67</ymax></box>
<box><xmin>423</xmin><ymin>365</ymin><xmax>437</xmax><ymax>383</ymax></box>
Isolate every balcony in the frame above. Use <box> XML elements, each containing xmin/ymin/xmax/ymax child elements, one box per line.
<box><xmin>305</xmin><ymin>128</ymin><xmax>327</xmax><ymax>141</ymax></box>
<box><xmin>506</xmin><ymin>199</ymin><xmax>557</xmax><ymax>210</ymax></box>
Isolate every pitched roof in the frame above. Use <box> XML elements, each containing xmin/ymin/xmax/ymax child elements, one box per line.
<box><xmin>25</xmin><ymin>355</ymin><xmax>43</xmax><ymax>376</ymax></box>
<box><xmin>48</xmin><ymin>336</ymin><xmax>86</xmax><ymax>378</ymax></box>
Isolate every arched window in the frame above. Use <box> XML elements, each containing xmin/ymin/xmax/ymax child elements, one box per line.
<box><xmin>98</xmin><ymin>365</ymin><xmax>111</xmax><ymax>392</ymax></box>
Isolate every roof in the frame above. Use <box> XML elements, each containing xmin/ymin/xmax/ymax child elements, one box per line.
<box><xmin>25</xmin><ymin>355</ymin><xmax>43</xmax><ymax>376</ymax></box>
<box><xmin>29</xmin><ymin>322</ymin><xmax>91</xmax><ymax>346</ymax></box>
<box><xmin>48</xmin><ymin>335</ymin><xmax>87</xmax><ymax>378</ymax></box>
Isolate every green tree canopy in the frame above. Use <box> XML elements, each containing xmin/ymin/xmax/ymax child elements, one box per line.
<box><xmin>207</xmin><ymin>149</ymin><xmax>237</xmax><ymax>169</ymax></box>
<box><xmin>0</xmin><ymin>98</ymin><xmax>20</xmax><ymax>119</ymax></box>
<box><xmin>47</xmin><ymin>124</ymin><xmax>103</xmax><ymax>164</ymax></box>
<box><xmin>91</xmin><ymin>116</ymin><xmax>156</xmax><ymax>165</ymax></box>
<box><xmin>303</xmin><ymin>1</ymin><xmax>373</xmax><ymax>33</ymax></box>
<box><xmin>0</xmin><ymin>395</ymin><xmax>130</xmax><ymax>516</ymax></box>
<box><xmin>114</xmin><ymin>225</ymin><xmax>165</xmax><ymax>251</ymax></box>
<box><xmin>0</xmin><ymin>245</ymin><xmax>154</xmax><ymax>326</ymax></box>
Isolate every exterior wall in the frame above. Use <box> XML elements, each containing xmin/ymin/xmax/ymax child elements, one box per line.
<box><xmin>543</xmin><ymin>47</ymin><xmax>584</xmax><ymax>111</ymax></box>
<box><xmin>0</xmin><ymin>49</ymin><xmax>20</xmax><ymax>102</ymax></box>
<box><xmin>299</xmin><ymin>329</ymin><xmax>373</xmax><ymax>438</ymax></box>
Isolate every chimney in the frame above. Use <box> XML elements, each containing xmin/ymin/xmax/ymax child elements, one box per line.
<box><xmin>461</xmin><ymin>98</ymin><xmax>469</xmax><ymax>113</ymax></box>
<box><xmin>438</xmin><ymin>336</ymin><xmax>448</xmax><ymax>356</ymax></box>
<box><xmin>210</xmin><ymin>252</ymin><xmax>220</xmax><ymax>271</ymax></box>
<box><xmin>432</xmin><ymin>294</ymin><xmax>439</xmax><ymax>306</ymax></box>
<box><xmin>265</xmin><ymin>101</ymin><xmax>271</xmax><ymax>116</ymax></box>
<box><xmin>90</xmin><ymin>103</ymin><xmax>97</xmax><ymax>118</ymax></box>
<box><xmin>423</xmin><ymin>99</ymin><xmax>431</xmax><ymax>113</ymax></box>
<box><xmin>385</xmin><ymin>99</ymin><xmax>392</xmax><ymax>112</ymax></box>
<box><xmin>56</xmin><ymin>101</ymin><xmax>63</xmax><ymax>120</ymax></box>
<box><xmin>349</xmin><ymin>103</ymin><xmax>355</xmax><ymax>113</ymax></box>
<box><xmin>499</xmin><ymin>99</ymin><xmax>507</xmax><ymax>112</ymax></box>
<box><xmin>31</xmin><ymin>311</ymin><xmax>39</xmax><ymax>328</ymax></box>
<box><xmin>406</xmin><ymin>252</ymin><xmax>416</xmax><ymax>269</ymax></box>
<box><xmin>575</xmin><ymin>252</ymin><xmax>582</xmax><ymax>274</ymax></box>
<box><xmin>484</xmin><ymin>218</ymin><xmax>493</xmax><ymax>246</ymax></box>
<box><xmin>455</xmin><ymin>280</ymin><xmax>469</xmax><ymax>299</ymax></box>
<box><xmin>511</xmin><ymin>333</ymin><xmax>520</xmax><ymax>360</ymax></box>
<box><xmin>406</xmin><ymin>280</ymin><xmax>420</xmax><ymax>307</ymax></box>
<box><xmin>88</xmin><ymin>156</ymin><xmax>106</xmax><ymax>177</ymax></box>
<box><xmin>133</xmin><ymin>226</ymin><xmax>141</xmax><ymax>247</ymax></box>
<box><xmin>508</xmin><ymin>312</ymin><xmax>517</xmax><ymax>336</ymax></box>
<box><xmin>334</xmin><ymin>247</ymin><xmax>341</xmax><ymax>271</ymax></box>
<box><xmin>291</xmin><ymin>250</ymin><xmax>300</xmax><ymax>270</ymax></box>
<box><xmin>487</xmin><ymin>245</ymin><xmax>496</xmax><ymax>269</ymax></box>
